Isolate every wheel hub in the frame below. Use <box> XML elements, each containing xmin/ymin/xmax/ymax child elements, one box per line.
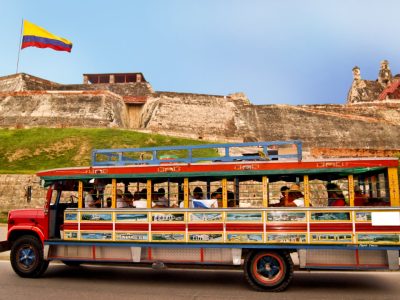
<box><xmin>19</xmin><ymin>247</ymin><xmax>35</xmax><ymax>268</ymax></box>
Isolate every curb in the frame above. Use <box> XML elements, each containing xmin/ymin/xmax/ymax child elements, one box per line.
<box><xmin>0</xmin><ymin>255</ymin><xmax>9</xmax><ymax>261</ymax></box>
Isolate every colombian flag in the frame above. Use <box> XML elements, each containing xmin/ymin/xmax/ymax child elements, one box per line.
<box><xmin>21</xmin><ymin>20</ymin><xmax>72</xmax><ymax>52</ymax></box>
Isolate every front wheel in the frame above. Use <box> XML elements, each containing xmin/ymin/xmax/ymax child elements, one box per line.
<box><xmin>244</xmin><ymin>251</ymin><xmax>293</xmax><ymax>292</ymax></box>
<box><xmin>10</xmin><ymin>235</ymin><xmax>49</xmax><ymax>278</ymax></box>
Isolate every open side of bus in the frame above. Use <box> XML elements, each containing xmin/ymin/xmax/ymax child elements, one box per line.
<box><xmin>2</xmin><ymin>141</ymin><xmax>399</xmax><ymax>292</ymax></box>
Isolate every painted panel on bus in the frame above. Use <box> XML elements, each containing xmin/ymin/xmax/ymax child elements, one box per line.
<box><xmin>357</xmin><ymin>233</ymin><xmax>400</xmax><ymax>244</ymax></box>
<box><xmin>226</xmin><ymin>233</ymin><xmax>263</xmax><ymax>243</ymax></box>
<box><xmin>311</xmin><ymin>233</ymin><xmax>353</xmax><ymax>243</ymax></box>
<box><xmin>115</xmin><ymin>232</ymin><xmax>149</xmax><ymax>242</ymax></box>
<box><xmin>152</xmin><ymin>212</ymin><xmax>185</xmax><ymax>222</ymax></box>
<box><xmin>267</xmin><ymin>233</ymin><xmax>307</xmax><ymax>243</ymax></box>
<box><xmin>267</xmin><ymin>212</ymin><xmax>306</xmax><ymax>222</ymax></box>
<box><xmin>311</xmin><ymin>212</ymin><xmax>351</xmax><ymax>221</ymax></box>
<box><xmin>65</xmin><ymin>212</ymin><xmax>78</xmax><ymax>222</ymax></box>
<box><xmin>151</xmin><ymin>233</ymin><xmax>185</xmax><ymax>242</ymax></box>
<box><xmin>80</xmin><ymin>231</ymin><xmax>113</xmax><ymax>241</ymax></box>
<box><xmin>226</xmin><ymin>212</ymin><xmax>262</xmax><ymax>222</ymax></box>
<box><xmin>116</xmin><ymin>213</ymin><xmax>148</xmax><ymax>222</ymax></box>
<box><xmin>64</xmin><ymin>231</ymin><xmax>78</xmax><ymax>240</ymax></box>
<box><xmin>355</xmin><ymin>212</ymin><xmax>371</xmax><ymax>222</ymax></box>
<box><xmin>188</xmin><ymin>233</ymin><xmax>223</xmax><ymax>242</ymax></box>
<box><xmin>189</xmin><ymin>212</ymin><xmax>223</xmax><ymax>222</ymax></box>
<box><xmin>81</xmin><ymin>212</ymin><xmax>113</xmax><ymax>222</ymax></box>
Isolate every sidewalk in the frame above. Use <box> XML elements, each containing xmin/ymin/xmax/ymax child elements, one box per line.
<box><xmin>0</xmin><ymin>224</ymin><xmax>9</xmax><ymax>260</ymax></box>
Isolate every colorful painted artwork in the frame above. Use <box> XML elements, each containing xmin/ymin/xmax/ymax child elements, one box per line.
<box><xmin>152</xmin><ymin>213</ymin><xmax>185</xmax><ymax>222</ymax></box>
<box><xmin>311</xmin><ymin>212</ymin><xmax>351</xmax><ymax>221</ymax></box>
<box><xmin>190</xmin><ymin>212</ymin><xmax>223</xmax><ymax>222</ymax></box>
<box><xmin>357</xmin><ymin>233</ymin><xmax>399</xmax><ymax>244</ymax></box>
<box><xmin>311</xmin><ymin>233</ymin><xmax>353</xmax><ymax>243</ymax></box>
<box><xmin>116</xmin><ymin>213</ymin><xmax>148</xmax><ymax>222</ymax></box>
<box><xmin>267</xmin><ymin>233</ymin><xmax>307</xmax><ymax>243</ymax></box>
<box><xmin>81</xmin><ymin>213</ymin><xmax>112</xmax><ymax>221</ymax></box>
<box><xmin>152</xmin><ymin>233</ymin><xmax>185</xmax><ymax>241</ymax></box>
<box><xmin>227</xmin><ymin>233</ymin><xmax>263</xmax><ymax>243</ymax></box>
<box><xmin>226</xmin><ymin>212</ymin><xmax>262</xmax><ymax>222</ymax></box>
<box><xmin>80</xmin><ymin>232</ymin><xmax>113</xmax><ymax>240</ymax></box>
<box><xmin>115</xmin><ymin>232</ymin><xmax>148</xmax><ymax>241</ymax></box>
<box><xmin>189</xmin><ymin>233</ymin><xmax>223</xmax><ymax>242</ymax></box>
<box><xmin>355</xmin><ymin>212</ymin><xmax>371</xmax><ymax>222</ymax></box>
<box><xmin>267</xmin><ymin>212</ymin><xmax>306</xmax><ymax>222</ymax></box>
<box><xmin>65</xmin><ymin>213</ymin><xmax>77</xmax><ymax>221</ymax></box>
<box><xmin>64</xmin><ymin>231</ymin><xmax>78</xmax><ymax>240</ymax></box>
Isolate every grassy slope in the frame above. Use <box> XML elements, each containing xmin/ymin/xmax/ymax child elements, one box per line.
<box><xmin>0</xmin><ymin>128</ymin><xmax>218</xmax><ymax>174</ymax></box>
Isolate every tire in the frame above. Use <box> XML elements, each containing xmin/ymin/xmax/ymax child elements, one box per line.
<box><xmin>244</xmin><ymin>250</ymin><xmax>293</xmax><ymax>292</ymax></box>
<box><xmin>10</xmin><ymin>235</ymin><xmax>49</xmax><ymax>278</ymax></box>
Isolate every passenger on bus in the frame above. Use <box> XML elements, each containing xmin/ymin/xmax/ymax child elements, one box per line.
<box><xmin>227</xmin><ymin>191</ymin><xmax>237</xmax><ymax>207</ymax></box>
<box><xmin>284</xmin><ymin>184</ymin><xmax>305</xmax><ymax>207</ymax></box>
<box><xmin>154</xmin><ymin>188</ymin><xmax>168</xmax><ymax>207</ymax></box>
<box><xmin>85</xmin><ymin>187</ymin><xmax>101</xmax><ymax>208</ymax></box>
<box><xmin>106</xmin><ymin>197</ymin><xmax>112</xmax><ymax>208</ymax></box>
<box><xmin>211</xmin><ymin>190</ymin><xmax>222</xmax><ymax>208</ymax></box>
<box><xmin>326</xmin><ymin>183</ymin><xmax>346</xmax><ymax>206</ymax></box>
<box><xmin>132</xmin><ymin>189</ymin><xmax>148</xmax><ymax>208</ymax></box>
<box><xmin>116</xmin><ymin>189</ymin><xmax>129</xmax><ymax>208</ymax></box>
<box><xmin>192</xmin><ymin>187</ymin><xmax>217</xmax><ymax>208</ymax></box>
<box><xmin>354</xmin><ymin>186</ymin><xmax>368</xmax><ymax>206</ymax></box>
<box><xmin>124</xmin><ymin>192</ymin><xmax>134</xmax><ymax>207</ymax></box>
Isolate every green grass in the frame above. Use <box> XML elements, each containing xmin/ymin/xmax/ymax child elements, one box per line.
<box><xmin>0</xmin><ymin>128</ymin><xmax>219</xmax><ymax>174</ymax></box>
<box><xmin>0</xmin><ymin>211</ymin><xmax>7</xmax><ymax>223</ymax></box>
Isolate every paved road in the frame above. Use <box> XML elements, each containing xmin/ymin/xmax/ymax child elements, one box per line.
<box><xmin>0</xmin><ymin>224</ymin><xmax>9</xmax><ymax>259</ymax></box>
<box><xmin>1</xmin><ymin>261</ymin><xmax>400</xmax><ymax>300</ymax></box>
<box><xmin>2</xmin><ymin>224</ymin><xmax>400</xmax><ymax>299</ymax></box>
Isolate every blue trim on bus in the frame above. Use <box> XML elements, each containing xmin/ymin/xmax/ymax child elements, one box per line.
<box><xmin>91</xmin><ymin>140</ymin><xmax>303</xmax><ymax>166</ymax></box>
<box><xmin>44</xmin><ymin>240</ymin><xmax>400</xmax><ymax>251</ymax></box>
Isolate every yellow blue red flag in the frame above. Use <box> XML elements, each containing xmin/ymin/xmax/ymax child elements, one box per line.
<box><xmin>21</xmin><ymin>20</ymin><xmax>72</xmax><ymax>52</ymax></box>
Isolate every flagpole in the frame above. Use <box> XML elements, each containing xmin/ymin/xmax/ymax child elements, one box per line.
<box><xmin>16</xmin><ymin>19</ymin><xmax>24</xmax><ymax>74</ymax></box>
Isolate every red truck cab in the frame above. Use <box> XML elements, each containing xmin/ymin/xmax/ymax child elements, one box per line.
<box><xmin>0</xmin><ymin>185</ymin><xmax>56</xmax><ymax>277</ymax></box>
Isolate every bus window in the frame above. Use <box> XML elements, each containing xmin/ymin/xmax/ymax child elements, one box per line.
<box><xmin>83</xmin><ymin>179</ymin><xmax>113</xmax><ymax>208</ymax></box>
<box><xmin>309</xmin><ymin>176</ymin><xmax>349</xmax><ymax>207</ymax></box>
<box><xmin>269</xmin><ymin>180</ymin><xmax>290</xmax><ymax>207</ymax></box>
<box><xmin>268</xmin><ymin>177</ymin><xmax>305</xmax><ymax>207</ymax></box>
<box><xmin>238</xmin><ymin>177</ymin><xmax>263</xmax><ymax>208</ymax></box>
<box><xmin>354</xmin><ymin>173</ymin><xmax>389</xmax><ymax>206</ymax></box>
<box><xmin>189</xmin><ymin>180</ymin><xmax>219</xmax><ymax>208</ymax></box>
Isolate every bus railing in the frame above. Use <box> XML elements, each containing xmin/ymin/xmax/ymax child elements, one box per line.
<box><xmin>91</xmin><ymin>140</ymin><xmax>302</xmax><ymax>166</ymax></box>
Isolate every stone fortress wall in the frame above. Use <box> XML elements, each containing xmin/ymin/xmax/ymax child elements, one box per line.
<box><xmin>1</xmin><ymin>62</ymin><xmax>400</xmax><ymax>157</ymax></box>
<box><xmin>1</xmin><ymin>62</ymin><xmax>400</xmax><ymax>210</ymax></box>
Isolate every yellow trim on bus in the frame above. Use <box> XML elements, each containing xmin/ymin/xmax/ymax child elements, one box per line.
<box><xmin>147</xmin><ymin>179</ymin><xmax>152</xmax><ymax>208</ymax></box>
<box><xmin>388</xmin><ymin>167</ymin><xmax>400</xmax><ymax>206</ymax></box>
<box><xmin>348</xmin><ymin>174</ymin><xmax>355</xmax><ymax>206</ymax></box>
<box><xmin>184</xmin><ymin>178</ymin><xmax>189</xmax><ymax>208</ymax></box>
<box><xmin>262</xmin><ymin>176</ymin><xmax>268</xmax><ymax>207</ymax></box>
<box><xmin>78</xmin><ymin>181</ymin><xmax>83</xmax><ymax>208</ymax></box>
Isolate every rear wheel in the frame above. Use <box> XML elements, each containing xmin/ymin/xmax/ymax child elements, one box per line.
<box><xmin>244</xmin><ymin>251</ymin><xmax>293</xmax><ymax>292</ymax></box>
<box><xmin>10</xmin><ymin>235</ymin><xmax>49</xmax><ymax>278</ymax></box>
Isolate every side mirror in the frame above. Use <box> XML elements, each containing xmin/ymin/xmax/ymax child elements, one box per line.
<box><xmin>25</xmin><ymin>186</ymin><xmax>32</xmax><ymax>203</ymax></box>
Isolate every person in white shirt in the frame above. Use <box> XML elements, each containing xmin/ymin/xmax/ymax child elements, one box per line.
<box><xmin>116</xmin><ymin>189</ymin><xmax>129</xmax><ymax>208</ymax></box>
<box><xmin>191</xmin><ymin>187</ymin><xmax>218</xmax><ymax>209</ymax></box>
<box><xmin>85</xmin><ymin>188</ymin><xmax>100</xmax><ymax>208</ymax></box>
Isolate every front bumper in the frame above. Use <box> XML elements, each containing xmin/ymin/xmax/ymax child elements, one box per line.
<box><xmin>0</xmin><ymin>240</ymin><xmax>10</xmax><ymax>252</ymax></box>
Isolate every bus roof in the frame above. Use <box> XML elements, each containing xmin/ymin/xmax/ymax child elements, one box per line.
<box><xmin>37</xmin><ymin>157</ymin><xmax>399</xmax><ymax>184</ymax></box>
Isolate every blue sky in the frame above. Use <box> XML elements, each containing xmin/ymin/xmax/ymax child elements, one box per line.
<box><xmin>1</xmin><ymin>0</ymin><xmax>399</xmax><ymax>105</ymax></box>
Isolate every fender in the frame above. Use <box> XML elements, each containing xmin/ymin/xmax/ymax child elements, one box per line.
<box><xmin>8</xmin><ymin>225</ymin><xmax>46</xmax><ymax>244</ymax></box>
